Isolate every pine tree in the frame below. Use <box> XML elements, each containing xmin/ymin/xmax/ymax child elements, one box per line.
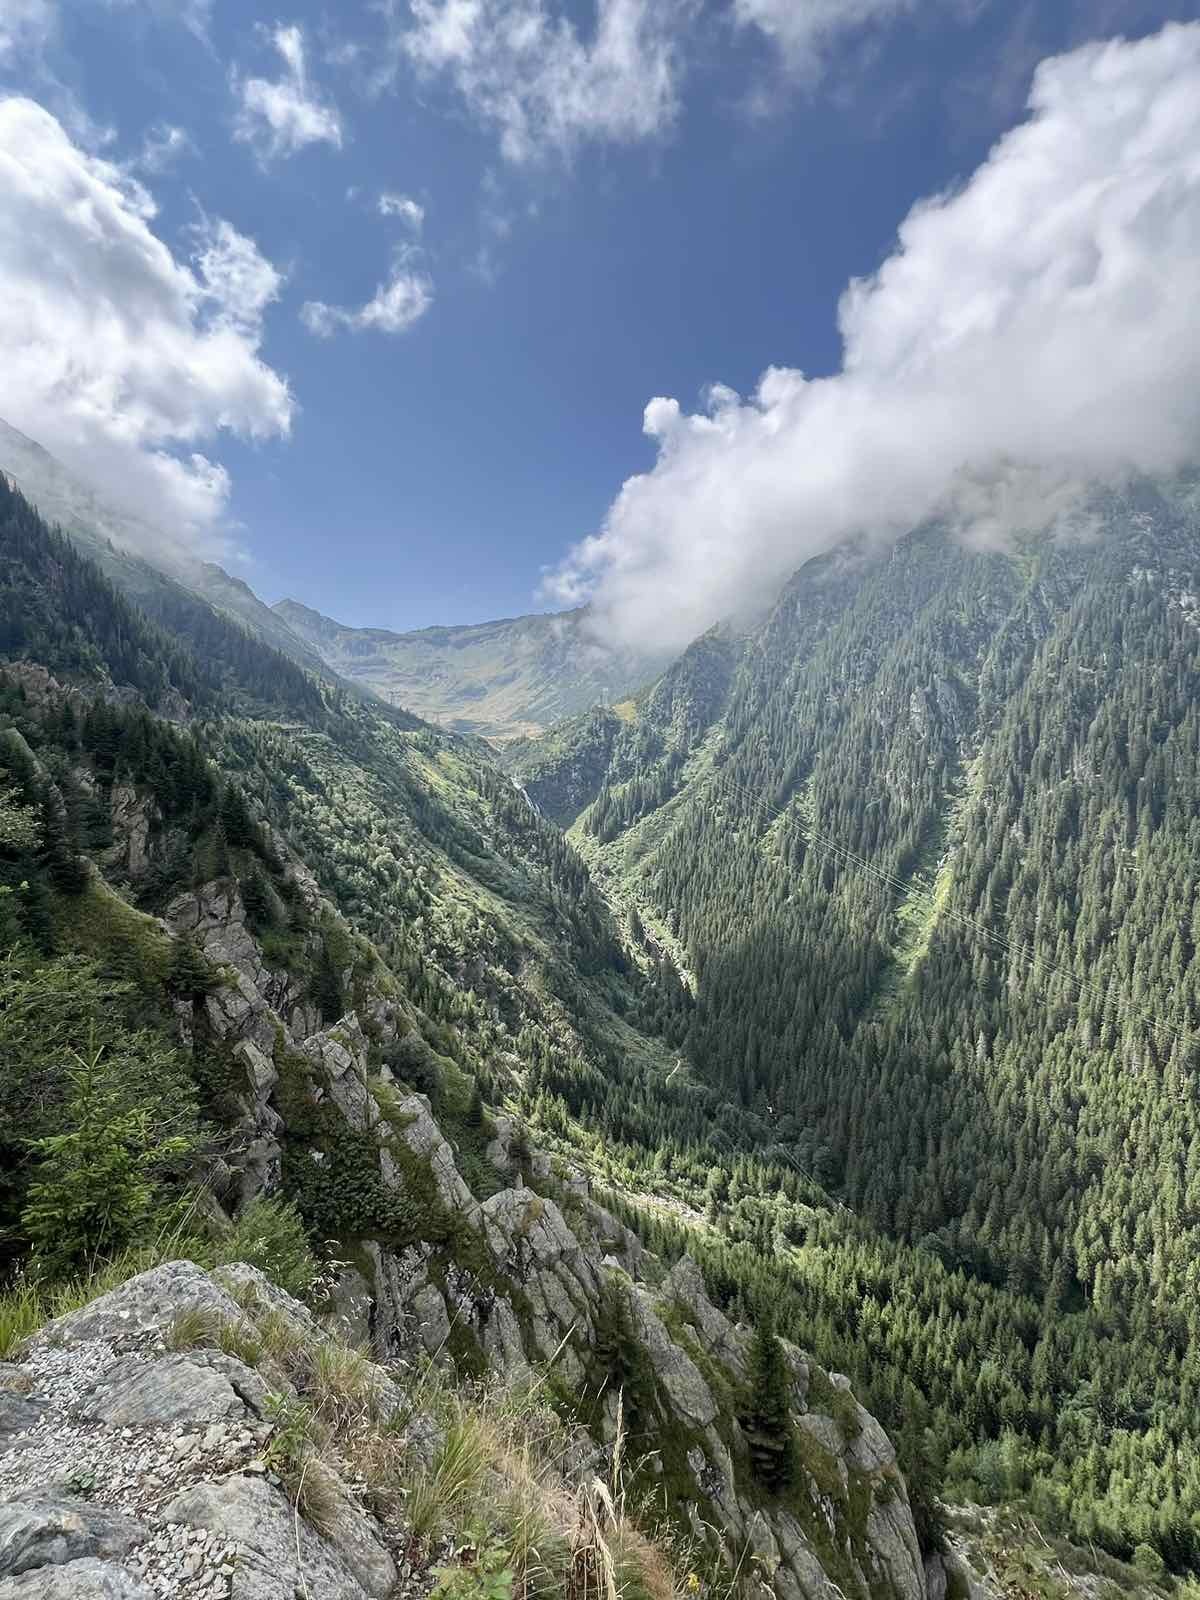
<box><xmin>466</xmin><ymin>1081</ymin><xmax>485</xmax><ymax>1129</ymax></box>
<box><xmin>312</xmin><ymin>940</ymin><xmax>344</xmax><ymax>1025</ymax></box>
<box><xmin>169</xmin><ymin>935</ymin><xmax>218</xmax><ymax>997</ymax></box>
<box><xmin>742</xmin><ymin>1308</ymin><xmax>795</xmax><ymax>1492</ymax></box>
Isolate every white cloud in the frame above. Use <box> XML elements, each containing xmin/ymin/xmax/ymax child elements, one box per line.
<box><xmin>378</xmin><ymin>190</ymin><xmax>425</xmax><ymax>230</ymax></box>
<box><xmin>0</xmin><ymin>96</ymin><xmax>292</xmax><ymax>553</ymax></box>
<box><xmin>233</xmin><ymin>23</ymin><xmax>343</xmax><ymax>162</ymax></box>
<box><xmin>0</xmin><ymin>0</ymin><xmax>55</xmax><ymax>61</ymax></box>
<box><xmin>301</xmin><ymin>251</ymin><xmax>433</xmax><ymax>337</ymax></box>
<box><xmin>548</xmin><ymin>23</ymin><xmax>1200</xmax><ymax>653</ymax></box>
<box><xmin>192</xmin><ymin>216</ymin><xmax>286</xmax><ymax>333</ymax></box>
<box><xmin>397</xmin><ymin>0</ymin><xmax>692</xmax><ymax>163</ymax></box>
<box><xmin>135</xmin><ymin>122</ymin><xmax>194</xmax><ymax>173</ymax></box>
<box><xmin>731</xmin><ymin>0</ymin><xmax>922</xmax><ymax>78</ymax></box>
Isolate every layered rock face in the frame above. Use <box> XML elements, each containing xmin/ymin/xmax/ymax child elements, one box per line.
<box><xmin>0</xmin><ymin>1250</ymin><xmax>922</xmax><ymax>1600</ymax></box>
<box><xmin>0</xmin><ymin>869</ymin><xmax>927</xmax><ymax>1600</ymax></box>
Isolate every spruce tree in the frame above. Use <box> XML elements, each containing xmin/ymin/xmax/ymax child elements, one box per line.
<box><xmin>742</xmin><ymin>1308</ymin><xmax>795</xmax><ymax>1492</ymax></box>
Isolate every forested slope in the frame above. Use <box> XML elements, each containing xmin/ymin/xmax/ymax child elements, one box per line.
<box><xmin>0</xmin><ymin>470</ymin><xmax>944</xmax><ymax>1600</ymax></box>
<box><xmin>511</xmin><ymin>480</ymin><xmax>1200</xmax><ymax>1568</ymax></box>
<box><xmin>9</xmin><ymin>448</ymin><xmax>1200</xmax><ymax>1579</ymax></box>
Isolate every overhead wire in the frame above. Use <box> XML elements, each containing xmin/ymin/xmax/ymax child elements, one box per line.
<box><xmin>684</xmin><ymin>764</ymin><xmax>1200</xmax><ymax>1057</ymax></box>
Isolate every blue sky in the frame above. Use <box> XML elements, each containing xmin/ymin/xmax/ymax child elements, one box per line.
<box><xmin>0</xmin><ymin>0</ymin><xmax>1199</xmax><ymax>637</ymax></box>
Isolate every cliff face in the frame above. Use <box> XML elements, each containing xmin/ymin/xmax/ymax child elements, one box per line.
<box><xmin>0</xmin><ymin>851</ymin><xmax>926</xmax><ymax>1600</ymax></box>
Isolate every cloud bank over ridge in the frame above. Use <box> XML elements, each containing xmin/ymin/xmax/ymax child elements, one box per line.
<box><xmin>549</xmin><ymin>23</ymin><xmax>1200</xmax><ymax>653</ymax></box>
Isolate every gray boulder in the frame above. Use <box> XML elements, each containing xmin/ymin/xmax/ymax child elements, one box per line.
<box><xmin>0</xmin><ymin>1396</ymin><xmax>45</xmax><ymax>1441</ymax></box>
<box><xmin>627</xmin><ymin>1284</ymin><xmax>717</xmax><ymax>1429</ymax></box>
<box><xmin>662</xmin><ymin>1255</ymin><xmax>749</xmax><ymax>1378</ymax></box>
<box><xmin>162</xmin><ymin>1476</ymin><xmax>374</xmax><ymax>1600</ymax></box>
<box><xmin>0</xmin><ymin>1496</ymin><xmax>145</xmax><ymax>1580</ymax></box>
<box><xmin>78</xmin><ymin>1353</ymin><xmax>266</xmax><ymax>1427</ymax></box>
<box><xmin>387</xmin><ymin>1095</ymin><xmax>478</xmax><ymax>1216</ymax></box>
<box><xmin>0</xmin><ymin>1557</ymin><xmax>154</xmax><ymax>1598</ymax></box>
<box><xmin>37</xmin><ymin>1263</ymin><xmax>243</xmax><ymax>1350</ymax></box>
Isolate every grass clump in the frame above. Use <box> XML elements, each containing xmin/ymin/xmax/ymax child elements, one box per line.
<box><xmin>0</xmin><ymin>1279</ymin><xmax>45</xmax><ymax>1358</ymax></box>
<box><xmin>395</xmin><ymin>1374</ymin><xmax>695</xmax><ymax>1600</ymax></box>
<box><xmin>166</xmin><ymin>1303</ymin><xmax>264</xmax><ymax>1367</ymax></box>
<box><xmin>263</xmin><ymin>1392</ymin><xmax>340</xmax><ymax>1536</ymax></box>
<box><xmin>309</xmin><ymin>1337</ymin><xmax>385</xmax><ymax>1433</ymax></box>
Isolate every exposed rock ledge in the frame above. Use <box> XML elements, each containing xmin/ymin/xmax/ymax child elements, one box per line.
<box><xmin>29</xmin><ymin>875</ymin><xmax>928</xmax><ymax>1600</ymax></box>
<box><xmin>0</xmin><ymin>1246</ymin><xmax>925</xmax><ymax>1600</ymax></box>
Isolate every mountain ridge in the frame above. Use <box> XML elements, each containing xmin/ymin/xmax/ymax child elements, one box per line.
<box><xmin>0</xmin><ymin>416</ymin><xmax>332</xmax><ymax>679</ymax></box>
<box><xmin>274</xmin><ymin>594</ymin><xmax>669</xmax><ymax>741</ymax></box>
<box><xmin>4</xmin><ymin>433</ymin><xmax>1200</xmax><ymax>1586</ymax></box>
<box><xmin>0</xmin><ymin>467</ymin><xmax>943</xmax><ymax>1600</ymax></box>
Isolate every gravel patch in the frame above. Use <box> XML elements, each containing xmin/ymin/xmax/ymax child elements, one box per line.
<box><xmin>0</xmin><ymin>1332</ymin><xmax>260</xmax><ymax>1598</ymax></box>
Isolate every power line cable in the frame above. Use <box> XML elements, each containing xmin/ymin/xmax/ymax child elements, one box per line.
<box><xmin>689</xmin><ymin>766</ymin><xmax>1200</xmax><ymax>1055</ymax></box>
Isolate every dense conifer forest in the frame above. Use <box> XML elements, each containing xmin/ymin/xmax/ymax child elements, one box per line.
<box><xmin>511</xmin><ymin>480</ymin><xmax>1200</xmax><ymax>1568</ymax></box>
<box><xmin>8</xmin><ymin>467</ymin><xmax>1200</xmax><ymax>1574</ymax></box>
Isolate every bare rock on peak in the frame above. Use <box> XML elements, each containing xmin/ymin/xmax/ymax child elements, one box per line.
<box><xmin>36</xmin><ymin>1262</ymin><xmax>243</xmax><ymax>1350</ymax></box>
<box><xmin>627</xmin><ymin>1283</ymin><xmax>718</xmax><ymax>1430</ymax></box>
<box><xmin>662</xmin><ymin>1254</ymin><xmax>749</xmax><ymax>1378</ymax></box>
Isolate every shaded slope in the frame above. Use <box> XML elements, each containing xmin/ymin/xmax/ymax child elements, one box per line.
<box><xmin>509</xmin><ymin>484</ymin><xmax>1200</xmax><ymax>1566</ymax></box>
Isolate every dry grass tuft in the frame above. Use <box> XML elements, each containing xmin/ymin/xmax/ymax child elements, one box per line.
<box><xmin>389</xmin><ymin>1371</ymin><xmax>696</xmax><ymax>1600</ymax></box>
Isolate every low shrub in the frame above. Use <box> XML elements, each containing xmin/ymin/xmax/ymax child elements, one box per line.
<box><xmin>212</xmin><ymin>1196</ymin><xmax>320</xmax><ymax>1301</ymax></box>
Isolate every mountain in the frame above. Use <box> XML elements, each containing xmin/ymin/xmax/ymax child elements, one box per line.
<box><xmin>0</xmin><ymin>469</ymin><xmax>950</xmax><ymax>1600</ymax></box>
<box><xmin>0</xmin><ymin>415</ymin><xmax>664</xmax><ymax>741</ymax></box>
<box><xmin>3</xmin><ymin>434</ymin><xmax>1200</xmax><ymax>1591</ymax></box>
<box><xmin>509</xmin><ymin>478</ymin><xmax>1200</xmax><ymax>1569</ymax></box>
<box><xmin>274</xmin><ymin>595</ymin><xmax>668</xmax><ymax>742</ymax></box>
<box><xmin>0</xmin><ymin>416</ymin><xmax>327</xmax><ymax>675</ymax></box>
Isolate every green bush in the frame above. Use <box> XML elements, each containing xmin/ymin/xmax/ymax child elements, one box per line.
<box><xmin>1133</xmin><ymin>1544</ymin><xmax>1165</xmax><ymax>1579</ymax></box>
<box><xmin>432</xmin><ymin>1539</ymin><xmax>514</xmax><ymax>1600</ymax></box>
<box><xmin>215</xmin><ymin>1196</ymin><xmax>321</xmax><ymax>1300</ymax></box>
<box><xmin>22</xmin><ymin>1038</ymin><xmax>194</xmax><ymax>1276</ymax></box>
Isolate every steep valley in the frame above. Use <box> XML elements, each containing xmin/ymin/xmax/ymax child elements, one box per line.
<box><xmin>1</xmin><ymin>460</ymin><xmax>1199</xmax><ymax>1600</ymax></box>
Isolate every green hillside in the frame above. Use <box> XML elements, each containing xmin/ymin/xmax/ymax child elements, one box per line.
<box><xmin>8</xmin><ymin>457</ymin><xmax>1200</xmax><ymax>1579</ymax></box>
<box><xmin>510</xmin><ymin>480</ymin><xmax>1200</xmax><ymax>1568</ymax></box>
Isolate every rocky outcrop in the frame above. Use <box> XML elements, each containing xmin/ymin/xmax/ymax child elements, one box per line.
<box><xmin>79</xmin><ymin>877</ymin><xmax>928</xmax><ymax>1600</ymax></box>
<box><xmin>100</xmin><ymin>783</ymin><xmax>158</xmax><ymax>878</ymax></box>
<box><xmin>0</xmin><ymin>1264</ymin><xmax>415</xmax><ymax>1600</ymax></box>
<box><xmin>0</xmin><ymin>1241</ymin><xmax>924</xmax><ymax>1600</ymax></box>
<box><xmin>163</xmin><ymin>1476</ymin><xmax>390</xmax><ymax>1600</ymax></box>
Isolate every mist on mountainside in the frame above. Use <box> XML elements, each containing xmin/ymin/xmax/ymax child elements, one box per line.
<box><xmin>549</xmin><ymin>25</ymin><xmax>1200</xmax><ymax>656</ymax></box>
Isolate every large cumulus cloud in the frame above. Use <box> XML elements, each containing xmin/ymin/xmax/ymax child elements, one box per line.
<box><xmin>549</xmin><ymin>23</ymin><xmax>1200</xmax><ymax>652</ymax></box>
<box><xmin>0</xmin><ymin>96</ymin><xmax>292</xmax><ymax>552</ymax></box>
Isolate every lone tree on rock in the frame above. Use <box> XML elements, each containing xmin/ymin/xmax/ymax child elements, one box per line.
<box><xmin>742</xmin><ymin>1307</ymin><xmax>796</xmax><ymax>1492</ymax></box>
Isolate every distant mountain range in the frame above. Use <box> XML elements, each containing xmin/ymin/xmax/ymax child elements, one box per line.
<box><xmin>273</xmin><ymin>597</ymin><xmax>666</xmax><ymax>741</ymax></box>
<box><xmin>0</xmin><ymin>417</ymin><xmax>662</xmax><ymax>741</ymax></box>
